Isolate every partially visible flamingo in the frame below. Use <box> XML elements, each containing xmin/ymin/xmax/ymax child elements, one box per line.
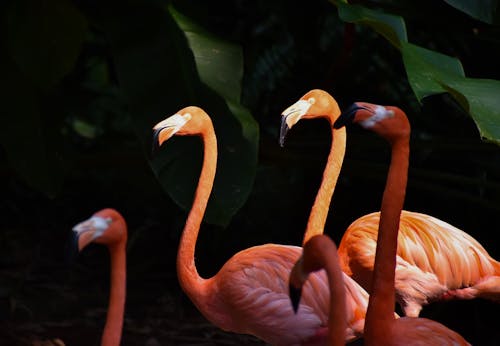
<box><xmin>71</xmin><ymin>208</ymin><xmax>127</xmax><ymax>346</ymax></box>
<box><xmin>289</xmin><ymin>234</ymin><xmax>347</xmax><ymax>346</ymax></box>
<box><xmin>335</xmin><ymin>102</ymin><xmax>469</xmax><ymax>345</ymax></box>
<box><xmin>280</xmin><ymin>89</ymin><xmax>346</xmax><ymax>245</ymax></box>
<box><xmin>153</xmin><ymin>106</ymin><xmax>371</xmax><ymax>345</ymax></box>
<box><xmin>282</xmin><ymin>89</ymin><xmax>500</xmax><ymax>317</ymax></box>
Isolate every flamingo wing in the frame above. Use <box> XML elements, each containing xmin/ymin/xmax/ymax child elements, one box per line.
<box><xmin>339</xmin><ymin>210</ymin><xmax>500</xmax><ymax>316</ymax></box>
<box><xmin>213</xmin><ymin>244</ymin><xmax>366</xmax><ymax>345</ymax></box>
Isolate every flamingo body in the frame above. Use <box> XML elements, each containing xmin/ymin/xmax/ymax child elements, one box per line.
<box><xmin>153</xmin><ymin>107</ymin><xmax>370</xmax><ymax>345</ymax></box>
<box><xmin>206</xmin><ymin>244</ymin><xmax>367</xmax><ymax>344</ymax></box>
<box><xmin>335</xmin><ymin>102</ymin><xmax>469</xmax><ymax>345</ymax></box>
<box><xmin>339</xmin><ymin>210</ymin><xmax>500</xmax><ymax>316</ymax></box>
<box><xmin>282</xmin><ymin>90</ymin><xmax>499</xmax><ymax>318</ymax></box>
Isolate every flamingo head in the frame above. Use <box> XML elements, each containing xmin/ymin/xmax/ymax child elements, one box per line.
<box><xmin>69</xmin><ymin>208</ymin><xmax>127</xmax><ymax>259</ymax></box>
<box><xmin>334</xmin><ymin>102</ymin><xmax>410</xmax><ymax>143</ymax></box>
<box><xmin>152</xmin><ymin>106</ymin><xmax>212</xmax><ymax>152</ymax></box>
<box><xmin>279</xmin><ymin>89</ymin><xmax>340</xmax><ymax>147</ymax></box>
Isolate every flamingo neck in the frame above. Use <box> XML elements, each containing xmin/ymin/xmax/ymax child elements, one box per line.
<box><xmin>366</xmin><ymin>137</ymin><xmax>409</xmax><ymax>326</ymax></box>
<box><xmin>325</xmin><ymin>251</ymin><xmax>347</xmax><ymax>345</ymax></box>
<box><xmin>303</xmin><ymin>126</ymin><xmax>346</xmax><ymax>245</ymax></box>
<box><xmin>101</xmin><ymin>241</ymin><xmax>126</xmax><ymax>346</ymax></box>
<box><xmin>176</xmin><ymin>128</ymin><xmax>217</xmax><ymax>305</ymax></box>
<box><xmin>304</xmin><ymin>237</ymin><xmax>346</xmax><ymax>345</ymax></box>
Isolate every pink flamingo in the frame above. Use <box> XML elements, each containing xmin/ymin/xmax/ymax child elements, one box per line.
<box><xmin>280</xmin><ymin>89</ymin><xmax>346</xmax><ymax>245</ymax></box>
<box><xmin>282</xmin><ymin>89</ymin><xmax>500</xmax><ymax>317</ymax></box>
<box><xmin>335</xmin><ymin>102</ymin><xmax>469</xmax><ymax>345</ymax></box>
<box><xmin>153</xmin><ymin>106</ymin><xmax>370</xmax><ymax>345</ymax></box>
<box><xmin>289</xmin><ymin>234</ymin><xmax>347</xmax><ymax>346</ymax></box>
<box><xmin>71</xmin><ymin>208</ymin><xmax>127</xmax><ymax>346</ymax></box>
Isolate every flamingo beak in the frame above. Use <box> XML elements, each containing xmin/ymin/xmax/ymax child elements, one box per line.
<box><xmin>67</xmin><ymin>216</ymin><xmax>112</xmax><ymax>263</ymax></box>
<box><xmin>279</xmin><ymin>100</ymin><xmax>313</xmax><ymax>147</ymax></box>
<box><xmin>289</xmin><ymin>282</ymin><xmax>303</xmax><ymax>314</ymax></box>
<box><xmin>152</xmin><ymin>113</ymin><xmax>191</xmax><ymax>153</ymax></box>
<box><xmin>333</xmin><ymin>103</ymin><xmax>368</xmax><ymax>129</ymax></box>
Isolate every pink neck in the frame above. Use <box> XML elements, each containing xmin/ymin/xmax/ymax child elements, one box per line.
<box><xmin>304</xmin><ymin>236</ymin><xmax>346</xmax><ymax>345</ymax></box>
<box><xmin>176</xmin><ymin>128</ymin><xmax>217</xmax><ymax>306</ymax></box>
<box><xmin>101</xmin><ymin>241</ymin><xmax>126</xmax><ymax>346</ymax></box>
<box><xmin>303</xmin><ymin>126</ymin><xmax>346</xmax><ymax>245</ymax></box>
<box><xmin>325</xmin><ymin>251</ymin><xmax>347</xmax><ymax>345</ymax></box>
<box><xmin>365</xmin><ymin>137</ymin><xmax>409</xmax><ymax>328</ymax></box>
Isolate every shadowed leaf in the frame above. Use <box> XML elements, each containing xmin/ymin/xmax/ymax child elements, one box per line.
<box><xmin>100</xmin><ymin>3</ymin><xmax>257</xmax><ymax>226</ymax></box>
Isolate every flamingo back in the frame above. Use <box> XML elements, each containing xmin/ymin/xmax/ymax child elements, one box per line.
<box><xmin>206</xmin><ymin>244</ymin><xmax>368</xmax><ymax>345</ymax></box>
<box><xmin>338</xmin><ymin>210</ymin><xmax>500</xmax><ymax>315</ymax></box>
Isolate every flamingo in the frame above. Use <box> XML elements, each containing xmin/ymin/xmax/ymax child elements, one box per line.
<box><xmin>70</xmin><ymin>208</ymin><xmax>127</xmax><ymax>346</ymax></box>
<box><xmin>335</xmin><ymin>102</ymin><xmax>470</xmax><ymax>345</ymax></box>
<box><xmin>281</xmin><ymin>89</ymin><xmax>500</xmax><ymax>317</ymax></box>
<box><xmin>280</xmin><ymin>89</ymin><xmax>346</xmax><ymax>245</ymax></box>
<box><xmin>152</xmin><ymin>106</ymin><xmax>371</xmax><ymax>345</ymax></box>
<box><xmin>289</xmin><ymin>234</ymin><xmax>347</xmax><ymax>346</ymax></box>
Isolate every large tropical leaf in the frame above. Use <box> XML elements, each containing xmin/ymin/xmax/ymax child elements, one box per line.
<box><xmin>445</xmin><ymin>78</ymin><xmax>500</xmax><ymax>144</ymax></box>
<box><xmin>402</xmin><ymin>42</ymin><xmax>500</xmax><ymax>145</ymax></box>
<box><xmin>335</xmin><ymin>2</ymin><xmax>407</xmax><ymax>48</ymax></box>
<box><xmin>330</xmin><ymin>2</ymin><xmax>500</xmax><ymax>145</ymax></box>
<box><xmin>401</xmin><ymin>42</ymin><xmax>465</xmax><ymax>101</ymax></box>
<box><xmin>98</xmin><ymin>3</ymin><xmax>258</xmax><ymax>226</ymax></box>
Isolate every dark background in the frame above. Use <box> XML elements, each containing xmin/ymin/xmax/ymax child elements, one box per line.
<box><xmin>1</xmin><ymin>0</ymin><xmax>500</xmax><ymax>345</ymax></box>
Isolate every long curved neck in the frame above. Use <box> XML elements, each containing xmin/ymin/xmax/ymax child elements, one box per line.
<box><xmin>366</xmin><ymin>137</ymin><xmax>409</xmax><ymax>328</ymax></box>
<box><xmin>303</xmin><ymin>126</ymin><xmax>346</xmax><ymax>245</ymax></box>
<box><xmin>305</xmin><ymin>238</ymin><xmax>346</xmax><ymax>345</ymax></box>
<box><xmin>325</xmin><ymin>249</ymin><xmax>347</xmax><ymax>345</ymax></box>
<box><xmin>101</xmin><ymin>241</ymin><xmax>126</xmax><ymax>346</ymax></box>
<box><xmin>176</xmin><ymin>128</ymin><xmax>217</xmax><ymax>305</ymax></box>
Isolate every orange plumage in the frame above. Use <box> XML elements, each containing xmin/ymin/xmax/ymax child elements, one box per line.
<box><xmin>282</xmin><ymin>89</ymin><xmax>500</xmax><ymax>318</ymax></box>
<box><xmin>336</xmin><ymin>102</ymin><xmax>470</xmax><ymax>345</ymax></box>
<box><xmin>153</xmin><ymin>106</ymin><xmax>371</xmax><ymax>345</ymax></box>
<box><xmin>339</xmin><ymin>209</ymin><xmax>500</xmax><ymax>317</ymax></box>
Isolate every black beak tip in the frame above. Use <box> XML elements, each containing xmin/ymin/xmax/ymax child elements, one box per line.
<box><xmin>289</xmin><ymin>283</ymin><xmax>302</xmax><ymax>314</ymax></box>
<box><xmin>334</xmin><ymin>103</ymin><xmax>362</xmax><ymax>129</ymax></box>
<box><xmin>65</xmin><ymin>231</ymin><xmax>80</xmax><ymax>266</ymax></box>
<box><xmin>151</xmin><ymin>129</ymin><xmax>161</xmax><ymax>155</ymax></box>
<box><xmin>279</xmin><ymin>119</ymin><xmax>290</xmax><ymax>148</ymax></box>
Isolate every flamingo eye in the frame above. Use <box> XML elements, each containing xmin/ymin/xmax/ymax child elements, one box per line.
<box><xmin>308</xmin><ymin>97</ymin><xmax>315</xmax><ymax>104</ymax></box>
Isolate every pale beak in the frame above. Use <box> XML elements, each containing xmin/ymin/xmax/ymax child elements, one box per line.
<box><xmin>152</xmin><ymin>113</ymin><xmax>191</xmax><ymax>152</ymax></box>
<box><xmin>279</xmin><ymin>100</ymin><xmax>313</xmax><ymax>147</ymax></box>
<box><xmin>71</xmin><ymin>216</ymin><xmax>111</xmax><ymax>252</ymax></box>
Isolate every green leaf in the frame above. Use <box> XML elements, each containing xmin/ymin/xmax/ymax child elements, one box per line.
<box><xmin>445</xmin><ymin>78</ymin><xmax>500</xmax><ymax>145</ymax></box>
<box><xmin>442</xmin><ymin>0</ymin><xmax>499</xmax><ymax>24</ymax></box>
<box><xmin>337</xmin><ymin>2</ymin><xmax>407</xmax><ymax>48</ymax></box>
<box><xmin>99</xmin><ymin>3</ymin><xmax>258</xmax><ymax>226</ymax></box>
<box><xmin>169</xmin><ymin>5</ymin><xmax>243</xmax><ymax>104</ymax></box>
<box><xmin>401</xmin><ymin>42</ymin><xmax>465</xmax><ymax>100</ymax></box>
<box><xmin>402</xmin><ymin>42</ymin><xmax>500</xmax><ymax>144</ymax></box>
<box><xmin>6</xmin><ymin>0</ymin><xmax>87</xmax><ymax>90</ymax></box>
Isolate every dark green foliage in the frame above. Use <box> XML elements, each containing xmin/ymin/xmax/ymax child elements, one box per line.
<box><xmin>1</xmin><ymin>0</ymin><xmax>500</xmax><ymax>344</ymax></box>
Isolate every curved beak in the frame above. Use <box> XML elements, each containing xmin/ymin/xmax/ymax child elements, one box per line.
<box><xmin>279</xmin><ymin>100</ymin><xmax>313</xmax><ymax>147</ymax></box>
<box><xmin>333</xmin><ymin>103</ymin><xmax>369</xmax><ymax>129</ymax></box>
<box><xmin>289</xmin><ymin>282</ymin><xmax>303</xmax><ymax>314</ymax></box>
<box><xmin>152</xmin><ymin>113</ymin><xmax>191</xmax><ymax>153</ymax></box>
<box><xmin>67</xmin><ymin>216</ymin><xmax>111</xmax><ymax>262</ymax></box>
